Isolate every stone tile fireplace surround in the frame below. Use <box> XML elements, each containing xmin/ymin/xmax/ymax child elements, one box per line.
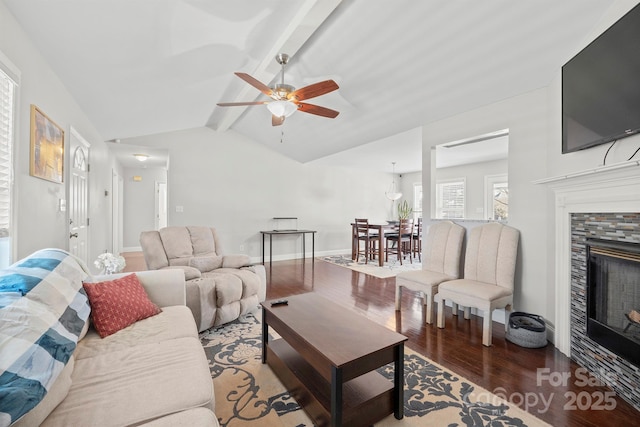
<box><xmin>543</xmin><ymin>162</ymin><xmax>640</xmax><ymax>411</ymax></box>
<box><xmin>570</xmin><ymin>213</ymin><xmax>640</xmax><ymax>410</ymax></box>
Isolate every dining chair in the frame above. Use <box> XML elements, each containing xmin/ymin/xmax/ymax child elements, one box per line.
<box><xmin>354</xmin><ymin>218</ymin><xmax>378</xmax><ymax>262</ymax></box>
<box><xmin>435</xmin><ymin>222</ymin><xmax>519</xmax><ymax>346</ymax></box>
<box><xmin>385</xmin><ymin>218</ymin><xmax>414</xmax><ymax>265</ymax></box>
<box><xmin>412</xmin><ymin>217</ymin><xmax>423</xmax><ymax>262</ymax></box>
<box><xmin>395</xmin><ymin>220</ymin><xmax>464</xmax><ymax>324</ymax></box>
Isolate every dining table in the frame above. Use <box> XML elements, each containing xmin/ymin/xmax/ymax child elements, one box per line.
<box><xmin>351</xmin><ymin>222</ymin><xmax>399</xmax><ymax>266</ymax></box>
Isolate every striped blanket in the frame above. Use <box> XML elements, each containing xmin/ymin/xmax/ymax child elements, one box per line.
<box><xmin>0</xmin><ymin>249</ymin><xmax>90</xmax><ymax>426</ymax></box>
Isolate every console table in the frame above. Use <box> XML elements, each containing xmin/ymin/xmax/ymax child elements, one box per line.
<box><xmin>260</xmin><ymin>229</ymin><xmax>316</xmax><ymax>267</ymax></box>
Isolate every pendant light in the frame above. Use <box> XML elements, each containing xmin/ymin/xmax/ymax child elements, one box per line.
<box><xmin>385</xmin><ymin>162</ymin><xmax>403</xmax><ymax>200</ymax></box>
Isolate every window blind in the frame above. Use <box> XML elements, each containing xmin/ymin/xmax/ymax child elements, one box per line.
<box><xmin>413</xmin><ymin>183</ymin><xmax>423</xmax><ymax>216</ymax></box>
<box><xmin>436</xmin><ymin>180</ymin><xmax>465</xmax><ymax>219</ymax></box>
<box><xmin>0</xmin><ymin>68</ymin><xmax>15</xmax><ymax>238</ymax></box>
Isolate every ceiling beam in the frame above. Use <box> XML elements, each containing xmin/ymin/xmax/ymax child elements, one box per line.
<box><xmin>213</xmin><ymin>0</ymin><xmax>342</xmax><ymax>132</ymax></box>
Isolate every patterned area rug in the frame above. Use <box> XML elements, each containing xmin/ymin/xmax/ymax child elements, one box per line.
<box><xmin>200</xmin><ymin>314</ymin><xmax>550</xmax><ymax>427</ymax></box>
<box><xmin>319</xmin><ymin>254</ymin><xmax>422</xmax><ymax>278</ymax></box>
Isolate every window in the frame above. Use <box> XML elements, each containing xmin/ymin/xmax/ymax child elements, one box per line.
<box><xmin>485</xmin><ymin>174</ymin><xmax>508</xmax><ymax>220</ymax></box>
<box><xmin>435</xmin><ymin>179</ymin><xmax>465</xmax><ymax>219</ymax></box>
<box><xmin>0</xmin><ymin>54</ymin><xmax>18</xmax><ymax>268</ymax></box>
<box><xmin>413</xmin><ymin>183</ymin><xmax>423</xmax><ymax>219</ymax></box>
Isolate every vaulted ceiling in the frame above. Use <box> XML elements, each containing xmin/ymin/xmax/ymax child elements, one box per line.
<box><xmin>4</xmin><ymin>0</ymin><xmax>616</xmax><ymax>172</ymax></box>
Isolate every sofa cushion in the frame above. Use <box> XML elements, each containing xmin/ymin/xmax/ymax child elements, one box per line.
<box><xmin>159</xmin><ymin>227</ymin><xmax>194</xmax><ymax>260</ymax></box>
<box><xmin>438</xmin><ymin>279</ymin><xmax>512</xmax><ymax>301</ymax></box>
<box><xmin>75</xmin><ymin>306</ymin><xmax>198</xmax><ymax>360</ymax></box>
<box><xmin>41</xmin><ymin>337</ymin><xmax>214</xmax><ymax>427</ymax></box>
<box><xmin>189</xmin><ymin>256</ymin><xmax>223</xmax><ymax>273</ymax></box>
<box><xmin>83</xmin><ymin>274</ymin><xmax>162</xmax><ymax>338</ymax></box>
<box><xmin>137</xmin><ymin>407</ymin><xmax>219</xmax><ymax>427</ymax></box>
<box><xmin>139</xmin><ymin>231</ymin><xmax>170</xmax><ymax>270</ymax></box>
<box><xmin>187</xmin><ymin>226</ymin><xmax>217</xmax><ymax>256</ymax></box>
<box><xmin>211</xmin><ymin>268</ymin><xmax>261</xmax><ymax>300</ymax></box>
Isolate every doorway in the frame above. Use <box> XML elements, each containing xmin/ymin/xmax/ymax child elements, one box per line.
<box><xmin>155</xmin><ymin>181</ymin><xmax>167</xmax><ymax>229</ymax></box>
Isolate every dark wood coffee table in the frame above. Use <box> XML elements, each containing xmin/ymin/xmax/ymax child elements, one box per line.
<box><xmin>261</xmin><ymin>293</ymin><xmax>407</xmax><ymax>427</ymax></box>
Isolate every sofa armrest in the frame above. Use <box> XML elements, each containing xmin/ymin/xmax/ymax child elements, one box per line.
<box><xmin>241</xmin><ymin>264</ymin><xmax>267</xmax><ymax>302</ymax></box>
<box><xmin>92</xmin><ymin>269</ymin><xmax>186</xmax><ymax>307</ymax></box>
<box><xmin>222</xmin><ymin>254</ymin><xmax>251</xmax><ymax>268</ymax></box>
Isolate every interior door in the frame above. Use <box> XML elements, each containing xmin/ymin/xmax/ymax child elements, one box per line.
<box><xmin>112</xmin><ymin>169</ymin><xmax>120</xmax><ymax>254</ymax></box>
<box><xmin>155</xmin><ymin>181</ymin><xmax>167</xmax><ymax>229</ymax></box>
<box><xmin>68</xmin><ymin>127</ymin><xmax>90</xmax><ymax>265</ymax></box>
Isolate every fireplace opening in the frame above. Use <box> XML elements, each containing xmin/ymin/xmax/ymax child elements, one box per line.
<box><xmin>587</xmin><ymin>239</ymin><xmax>640</xmax><ymax>367</ymax></box>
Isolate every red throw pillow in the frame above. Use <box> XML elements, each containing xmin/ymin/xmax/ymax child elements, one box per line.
<box><xmin>83</xmin><ymin>273</ymin><xmax>162</xmax><ymax>338</ymax></box>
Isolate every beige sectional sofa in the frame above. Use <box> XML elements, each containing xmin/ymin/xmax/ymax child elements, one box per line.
<box><xmin>1</xmin><ymin>249</ymin><xmax>218</xmax><ymax>427</ymax></box>
<box><xmin>140</xmin><ymin>226</ymin><xmax>266</xmax><ymax>332</ymax></box>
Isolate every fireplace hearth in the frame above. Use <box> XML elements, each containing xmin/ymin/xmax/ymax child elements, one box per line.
<box><xmin>587</xmin><ymin>239</ymin><xmax>640</xmax><ymax>367</ymax></box>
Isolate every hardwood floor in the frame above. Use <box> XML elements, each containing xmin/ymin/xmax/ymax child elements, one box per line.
<box><xmin>122</xmin><ymin>251</ymin><xmax>146</xmax><ymax>272</ymax></box>
<box><xmin>121</xmin><ymin>252</ymin><xmax>638</xmax><ymax>426</ymax></box>
<box><xmin>263</xmin><ymin>258</ymin><xmax>638</xmax><ymax>427</ymax></box>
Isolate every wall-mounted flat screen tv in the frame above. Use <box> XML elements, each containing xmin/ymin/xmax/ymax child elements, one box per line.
<box><xmin>562</xmin><ymin>3</ymin><xmax>640</xmax><ymax>154</ymax></box>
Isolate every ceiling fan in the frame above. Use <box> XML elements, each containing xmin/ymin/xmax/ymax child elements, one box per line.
<box><xmin>217</xmin><ymin>53</ymin><xmax>340</xmax><ymax>126</ymax></box>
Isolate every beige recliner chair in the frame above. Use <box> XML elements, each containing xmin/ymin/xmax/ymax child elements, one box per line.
<box><xmin>140</xmin><ymin>226</ymin><xmax>266</xmax><ymax>332</ymax></box>
<box><xmin>395</xmin><ymin>220</ymin><xmax>465</xmax><ymax>324</ymax></box>
<box><xmin>435</xmin><ymin>222</ymin><xmax>519</xmax><ymax>346</ymax></box>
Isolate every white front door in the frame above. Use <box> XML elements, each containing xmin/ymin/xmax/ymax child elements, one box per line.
<box><xmin>68</xmin><ymin>127</ymin><xmax>90</xmax><ymax>265</ymax></box>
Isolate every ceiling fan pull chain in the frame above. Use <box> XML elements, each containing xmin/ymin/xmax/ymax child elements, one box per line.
<box><xmin>280</xmin><ymin>129</ymin><xmax>285</xmax><ymax>143</ymax></box>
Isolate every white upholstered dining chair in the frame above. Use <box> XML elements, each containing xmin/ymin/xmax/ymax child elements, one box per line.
<box><xmin>435</xmin><ymin>222</ymin><xmax>519</xmax><ymax>346</ymax></box>
<box><xmin>395</xmin><ymin>220</ymin><xmax>465</xmax><ymax>324</ymax></box>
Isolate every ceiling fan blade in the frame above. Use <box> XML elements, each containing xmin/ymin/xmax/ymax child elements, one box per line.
<box><xmin>289</xmin><ymin>80</ymin><xmax>339</xmax><ymax>101</ymax></box>
<box><xmin>272</xmin><ymin>115</ymin><xmax>285</xmax><ymax>126</ymax></box>
<box><xmin>297</xmin><ymin>102</ymin><xmax>340</xmax><ymax>118</ymax></box>
<box><xmin>235</xmin><ymin>72</ymin><xmax>275</xmax><ymax>98</ymax></box>
<box><xmin>217</xmin><ymin>101</ymin><xmax>268</xmax><ymax>107</ymax></box>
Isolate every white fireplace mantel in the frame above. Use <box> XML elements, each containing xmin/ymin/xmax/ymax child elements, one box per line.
<box><xmin>539</xmin><ymin>162</ymin><xmax>640</xmax><ymax>356</ymax></box>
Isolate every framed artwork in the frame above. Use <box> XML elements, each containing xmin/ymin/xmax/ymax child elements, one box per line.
<box><xmin>30</xmin><ymin>105</ymin><xmax>64</xmax><ymax>183</ymax></box>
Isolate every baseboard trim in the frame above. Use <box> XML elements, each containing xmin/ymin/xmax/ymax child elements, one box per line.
<box><xmin>122</xmin><ymin>246</ymin><xmax>142</xmax><ymax>253</ymax></box>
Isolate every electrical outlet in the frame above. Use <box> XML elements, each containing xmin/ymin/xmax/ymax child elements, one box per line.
<box><xmin>239</xmin><ymin>244</ymin><xmax>245</xmax><ymax>252</ymax></box>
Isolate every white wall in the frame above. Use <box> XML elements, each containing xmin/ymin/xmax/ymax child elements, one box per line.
<box><xmin>1</xmin><ymin>1</ymin><xmax>116</xmax><ymax>269</ymax></box>
<box><xmin>422</xmin><ymin>87</ymin><xmax>549</xmax><ymax>328</ymax></box>
<box><xmin>122</xmin><ymin>127</ymin><xmax>393</xmax><ymax>261</ymax></box>
<box><xmin>122</xmin><ymin>167</ymin><xmax>167</xmax><ymax>248</ymax></box>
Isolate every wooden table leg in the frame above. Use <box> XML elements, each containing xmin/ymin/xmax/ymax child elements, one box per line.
<box><xmin>378</xmin><ymin>230</ymin><xmax>384</xmax><ymax>266</ymax></box>
<box><xmin>331</xmin><ymin>366</ymin><xmax>343</xmax><ymax>427</ymax></box>
<box><xmin>394</xmin><ymin>343</ymin><xmax>404</xmax><ymax>419</ymax></box>
<box><xmin>261</xmin><ymin>307</ymin><xmax>268</xmax><ymax>364</ymax></box>
<box><xmin>351</xmin><ymin>224</ymin><xmax>356</xmax><ymax>260</ymax></box>
<box><xmin>269</xmin><ymin>234</ymin><xmax>273</xmax><ymax>269</ymax></box>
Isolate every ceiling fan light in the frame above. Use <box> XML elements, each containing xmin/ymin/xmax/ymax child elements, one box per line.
<box><xmin>267</xmin><ymin>100</ymin><xmax>297</xmax><ymax>118</ymax></box>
